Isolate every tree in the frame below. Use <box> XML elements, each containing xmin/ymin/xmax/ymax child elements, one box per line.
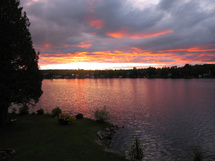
<box><xmin>146</xmin><ymin>67</ymin><xmax>156</xmax><ymax>78</ymax></box>
<box><xmin>0</xmin><ymin>0</ymin><xmax>43</xmax><ymax>125</ymax></box>
<box><xmin>183</xmin><ymin>64</ymin><xmax>192</xmax><ymax>77</ymax></box>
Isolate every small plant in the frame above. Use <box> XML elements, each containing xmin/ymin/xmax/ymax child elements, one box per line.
<box><xmin>94</xmin><ymin>106</ymin><xmax>110</xmax><ymax>122</ymax></box>
<box><xmin>52</xmin><ymin>107</ymin><xmax>62</xmax><ymax>117</ymax></box>
<box><xmin>36</xmin><ymin>109</ymin><xmax>44</xmax><ymax>115</ymax></box>
<box><xmin>56</xmin><ymin>113</ymin><xmax>76</xmax><ymax>125</ymax></box>
<box><xmin>128</xmin><ymin>137</ymin><xmax>144</xmax><ymax>160</ymax></box>
<box><xmin>19</xmin><ymin>105</ymin><xmax>29</xmax><ymax>115</ymax></box>
<box><xmin>76</xmin><ymin>113</ymin><xmax>84</xmax><ymax>119</ymax></box>
<box><xmin>192</xmin><ymin>147</ymin><xmax>204</xmax><ymax>161</ymax></box>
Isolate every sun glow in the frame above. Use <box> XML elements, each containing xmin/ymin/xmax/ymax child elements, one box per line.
<box><xmin>40</xmin><ymin>62</ymin><xmax>161</xmax><ymax>70</ymax></box>
<box><xmin>38</xmin><ymin>43</ymin><xmax>215</xmax><ymax>70</ymax></box>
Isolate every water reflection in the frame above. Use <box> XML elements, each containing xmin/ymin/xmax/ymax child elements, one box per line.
<box><xmin>34</xmin><ymin>79</ymin><xmax>215</xmax><ymax>161</ymax></box>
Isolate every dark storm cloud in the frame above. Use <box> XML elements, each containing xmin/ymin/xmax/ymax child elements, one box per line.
<box><xmin>92</xmin><ymin>0</ymin><xmax>163</xmax><ymax>30</ymax></box>
<box><xmin>21</xmin><ymin>0</ymin><xmax>167</xmax><ymax>49</ymax></box>
<box><xmin>133</xmin><ymin>0</ymin><xmax>215</xmax><ymax>51</ymax></box>
<box><xmin>21</xmin><ymin>0</ymin><xmax>90</xmax><ymax>47</ymax></box>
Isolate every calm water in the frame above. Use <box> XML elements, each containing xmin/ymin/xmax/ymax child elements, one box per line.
<box><xmin>35</xmin><ymin>79</ymin><xmax>215</xmax><ymax>160</ymax></box>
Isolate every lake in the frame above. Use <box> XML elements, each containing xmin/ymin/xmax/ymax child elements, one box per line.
<box><xmin>35</xmin><ymin>79</ymin><xmax>215</xmax><ymax>161</ymax></box>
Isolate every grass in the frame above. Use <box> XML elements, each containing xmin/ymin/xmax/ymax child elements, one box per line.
<box><xmin>0</xmin><ymin>115</ymin><xmax>127</xmax><ymax>161</ymax></box>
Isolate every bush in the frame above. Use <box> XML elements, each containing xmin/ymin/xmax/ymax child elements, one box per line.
<box><xmin>128</xmin><ymin>137</ymin><xmax>144</xmax><ymax>160</ymax></box>
<box><xmin>36</xmin><ymin>109</ymin><xmax>44</xmax><ymax>115</ymax></box>
<box><xmin>56</xmin><ymin>113</ymin><xmax>76</xmax><ymax>125</ymax></box>
<box><xmin>76</xmin><ymin>113</ymin><xmax>84</xmax><ymax>119</ymax></box>
<box><xmin>51</xmin><ymin>107</ymin><xmax>62</xmax><ymax>117</ymax></box>
<box><xmin>19</xmin><ymin>105</ymin><xmax>29</xmax><ymax>115</ymax></box>
<box><xmin>94</xmin><ymin>106</ymin><xmax>110</xmax><ymax>122</ymax></box>
<box><xmin>193</xmin><ymin>147</ymin><xmax>204</xmax><ymax>161</ymax></box>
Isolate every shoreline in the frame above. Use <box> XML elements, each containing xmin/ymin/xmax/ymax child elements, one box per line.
<box><xmin>0</xmin><ymin>114</ymin><xmax>128</xmax><ymax>161</ymax></box>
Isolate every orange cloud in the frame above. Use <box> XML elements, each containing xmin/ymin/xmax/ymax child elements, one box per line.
<box><xmin>77</xmin><ymin>42</ymin><xmax>92</xmax><ymax>48</ymax></box>
<box><xmin>87</xmin><ymin>19</ymin><xmax>104</xmax><ymax>29</ymax></box>
<box><xmin>106</xmin><ymin>28</ymin><xmax>128</xmax><ymax>38</ymax></box>
<box><xmin>44</xmin><ymin>43</ymin><xmax>51</xmax><ymax>48</ymax></box>
<box><xmin>39</xmin><ymin>49</ymin><xmax>167</xmax><ymax>67</ymax></box>
<box><xmin>132</xmin><ymin>30</ymin><xmax>174</xmax><ymax>38</ymax></box>
<box><xmin>160</xmin><ymin>44</ymin><xmax>215</xmax><ymax>53</ymax></box>
<box><xmin>86</xmin><ymin>0</ymin><xmax>104</xmax><ymax>28</ymax></box>
<box><xmin>64</xmin><ymin>41</ymin><xmax>92</xmax><ymax>49</ymax></box>
<box><xmin>106</xmin><ymin>28</ymin><xmax>173</xmax><ymax>39</ymax></box>
<box><xmin>87</xmin><ymin>0</ymin><xmax>101</xmax><ymax>13</ymax></box>
<box><xmin>38</xmin><ymin>43</ymin><xmax>215</xmax><ymax>70</ymax></box>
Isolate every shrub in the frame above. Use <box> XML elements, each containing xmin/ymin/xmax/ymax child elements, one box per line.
<box><xmin>19</xmin><ymin>105</ymin><xmax>29</xmax><ymax>115</ymax></box>
<box><xmin>56</xmin><ymin>113</ymin><xmax>76</xmax><ymax>125</ymax></box>
<box><xmin>128</xmin><ymin>137</ymin><xmax>144</xmax><ymax>160</ymax></box>
<box><xmin>52</xmin><ymin>107</ymin><xmax>62</xmax><ymax>117</ymax></box>
<box><xmin>193</xmin><ymin>147</ymin><xmax>204</xmax><ymax>161</ymax></box>
<box><xmin>94</xmin><ymin>106</ymin><xmax>110</xmax><ymax>122</ymax></box>
<box><xmin>76</xmin><ymin>113</ymin><xmax>84</xmax><ymax>119</ymax></box>
<box><xmin>36</xmin><ymin>109</ymin><xmax>44</xmax><ymax>115</ymax></box>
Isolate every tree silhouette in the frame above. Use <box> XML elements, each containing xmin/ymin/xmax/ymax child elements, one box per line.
<box><xmin>0</xmin><ymin>0</ymin><xmax>43</xmax><ymax>125</ymax></box>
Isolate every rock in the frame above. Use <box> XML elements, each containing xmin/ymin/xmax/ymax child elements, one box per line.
<box><xmin>0</xmin><ymin>151</ymin><xmax>8</xmax><ymax>160</ymax></box>
<box><xmin>104</xmin><ymin>128</ymin><xmax>110</xmax><ymax>132</ymax></box>
<box><xmin>0</xmin><ymin>148</ymin><xmax>16</xmax><ymax>160</ymax></box>
<box><xmin>97</xmin><ymin>126</ymin><xmax>119</xmax><ymax>146</ymax></box>
<box><xmin>94</xmin><ymin>139</ymin><xmax>102</xmax><ymax>146</ymax></box>
<box><xmin>97</xmin><ymin>131</ymin><xmax>104</xmax><ymax>139</ymax></box>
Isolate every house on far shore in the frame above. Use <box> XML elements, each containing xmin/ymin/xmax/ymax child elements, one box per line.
<box><xmin>54</xmin><ymin>75</ymin><xmax>63</xmax><ymax>79</ymax></box>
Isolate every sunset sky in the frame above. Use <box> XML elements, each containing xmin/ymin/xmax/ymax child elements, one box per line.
<box><xmin>20</xmin><ymin>0</ymin><xmax>215</xmax><ymax>70</ymax></box>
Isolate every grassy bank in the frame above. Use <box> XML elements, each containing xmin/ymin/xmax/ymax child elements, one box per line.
<box><xmin>0</xmin><ymin>115</ymin><xmax>127</xmax><ymax>161</ymax></box>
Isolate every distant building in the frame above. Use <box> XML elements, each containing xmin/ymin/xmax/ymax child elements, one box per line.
<box><xmin>54</xmin><ymin>75</ymin><xmax>62</xmax><ymax>78</ymax></box>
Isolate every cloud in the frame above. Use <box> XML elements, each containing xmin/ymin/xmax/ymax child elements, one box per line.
<box><xmin>19</xmin><ymin>0</ymin><xmax>215</xmax><ymax>69</ymax></box>
<box><xmin>106</xmin><ymin>28</ymin><xmax>173</xmax><ymax>39</ymax></box>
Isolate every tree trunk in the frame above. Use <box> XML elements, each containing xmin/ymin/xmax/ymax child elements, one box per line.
<box><xmin>0</xmin><ymin>105</ymin><xmax>8</xmax><ymax>126</ymax></box>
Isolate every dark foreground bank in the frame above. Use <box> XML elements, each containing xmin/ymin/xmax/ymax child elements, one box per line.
<box><xmin>0</xmin><ymin>115</ymin><xmax>127</xmax><ymax>161</ymax></box>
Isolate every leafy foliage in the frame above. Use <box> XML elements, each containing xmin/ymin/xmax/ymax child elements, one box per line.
<box><xmin>36</xmin><ymin>109</ymin><xmax>44</xmax><ymax>115</ymax></box>
<box><xmin>56</xmin><ymin>113</ymin><xmax>76</xmax><ymax>125</ymax></box>
<box><xmin>0</xmin><ymin>0</ymin><xmax>43</xmax><ymax>125</ymax></box>
<box><xmin>51</xmin><ymin>107</ymin><xmax>62</xmax><ymax>117</ymax></box>
<box><xmin>128</xmin><ymin>137</ymin><xmax>144</xmax><ymax>160</ymax></box>
<box><xmin>76</xmin><ymin>113</ymin><xmax>84</xmax><ymax>119</ymax></box>
<box><xmin>94</xmin><ymin>106</ymin><xmax>110</xmax><ymax>122</ymax></box>
<box><xmin>192</xmin><ymin>147</ymin><xmax>204</xmax><ymax>161</ymax></box>
<box><xmin>42</xmin><ymin>64</ymin><xmax>215</xmax><ymax>79</ymax></box>
<box><xmin>19</xmin><ymin>105</ymin><xmax>29</xmax><ymax>115</ymax></box>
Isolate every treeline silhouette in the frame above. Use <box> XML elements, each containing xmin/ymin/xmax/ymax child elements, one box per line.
<box><xmin>42</xmin><ymin>64</ymin><xmax>215</xmax><ymax>79</ymax></box>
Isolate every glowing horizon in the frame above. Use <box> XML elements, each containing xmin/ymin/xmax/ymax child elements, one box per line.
<box><xmin>38</xmin><ymin>43</ymin><xmax>215</xmax><ymax>70</ymax></box>
<box><xmin>39</xmin><ymin>62</ymin><xmax>165</xmax><ymax>70</ymax></box>
<box><xmin>20</xmin><ymin>0</ymin><xmax>215</xmax><ymax>70</ymax></box>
